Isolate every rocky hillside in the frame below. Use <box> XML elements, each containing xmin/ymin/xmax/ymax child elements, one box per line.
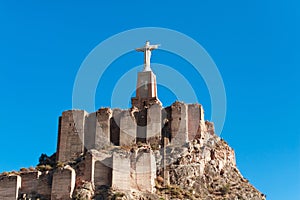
<box><xmin>2</xmin><ymin>122</ymin><xmax>266</xmax><ymax>200</ymax></box>
<box><xmin>73</xmin><ymin>129</ymin><xmax>266</xmax><ymax>200</ymax></box>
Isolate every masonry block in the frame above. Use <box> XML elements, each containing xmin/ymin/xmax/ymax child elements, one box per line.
<box><xmin>119</xmin><ymin>110</ymin><xmax>136</xmax><ymax>146</ymax></box>
<box><xmin>57</xmin><ymin>110</ymin><xmax>88</xmax><ymax>162</ymax></box>
<box><xmin>20</xmin><ymin>171</ymin><xmax>40</xmax><ymax>196</ymax></box>
<box><xmin>51</xmin><ymin>166</ymin><xmax>76</xmax><ymax>200</ymax></box>
<box><xmin>84</xmin><ymin>108</ymin><xmax>112</xmax><ymax>151</ymax></box>
<box><xmin>91</xmin><ymin>150</ymin><xmax>112</xmax><ymax>187</ymax></box>
<box><xmin>95</xmin><ymin>108</ymin><xmax>112</xmax><ymax>149</ymax></box>
<box><xmin>187</xmin><ymin>104</ymin><xmax>205</xmax><ymax>141</ymax></box>
<box><xmin>0</xmin><ymin>175</ymin><xmax>21</xmax><ymax>200</ymax></box>
<box><xmin>205</xmin><ymin>121</ymin><xmax>215</xmax><ymax>135</ymax></box>
<box><xmin>170</xmin><ymin>102</ymin><xmax>188</xmax><ymax>146</ymax></box>
<box><xmin>84</xmin><ymin>112</ymin><xmax>96</xmax><ymax>150</ymax></box>
<box><xmin>79</xmin><ymin>151</ymin><xmax>94</xmax><ymax>184</ymax></box>
<box><xmin>147</xmin><ymin>103</ymin><xmax>162</xmax><ymax>145</ymax></box>
<box><xmin>135</xmin><ymin>150</ymin><xmax>156</xmax><ymax>192</ymax></box>
<box><xmin>37</xmin><ymin>172</ymin><xmax>52</xmax><ymax>199</ymax></box>
<box><xmin>112</xmin><ymin>152</ymin><xmax>131</xmax><ymax>191</ymax></box>
<box><xmin>94</xmin><ymin>161</ymin><xmax>112</xmax><ymax>187</ymax></box>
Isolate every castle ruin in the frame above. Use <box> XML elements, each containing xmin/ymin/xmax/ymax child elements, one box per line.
<box><xmin>0</xmin><ymin>42</ymin><xmax>265</xmax><ymax>200</ymax></box>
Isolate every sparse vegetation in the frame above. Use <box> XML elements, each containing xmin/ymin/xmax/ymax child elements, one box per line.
<box><xmin>36</xmin><ymin>164</ymin><xmax>53</xmax><ymax>171</ymax></box>
<box><xmin>20</xmin><ymin>167</ymin><xmax>29</xmax><ymax>172</ymax></box>
<box><xmin>112</xmin><ymin>192</ymin><xmax>125</xmax><ymax>200</ymax></box>
<box><xmin>156</xmin><ymin>184</ymin><xmax>196</xmax><ymax>200</ymax></box>
<box><xmin>220</xmin><ymin>183</ymin><xmax>230</xmax><ymax>195</ymax></box>
<box><xmin>56</xmin><ymin>161</ymin><xmax>65</xmax><ymax>168</ymax></box>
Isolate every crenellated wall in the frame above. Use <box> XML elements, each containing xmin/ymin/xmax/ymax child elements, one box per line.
<box><xmin>19</xmin><ymin>171</ymin><xmax>40</xmax><ymax>196</ymax></box>
<box><xmin>0</xmin><ymin>101</ymin><xmax>218</xmax><ymax>200</ymax></box>
<box><xmin>51</xmin><ymin>167</ymin><xmax>76</xmax><ymax>200</ymax></box>
<box><xmin>56</xmin><ymin>101</ymin><xmax>207</xmax><ymax>163</ymax></box>
<box><xmin>0</xmin><ymin>175</ymin><xmax>21</xmax><ymax>200</ymax></box>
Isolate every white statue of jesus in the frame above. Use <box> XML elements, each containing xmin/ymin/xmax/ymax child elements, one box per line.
<box><xmin>136</xmin><ymin>41</ymin><xmax>159</xmax><ymax>71</ymax></box>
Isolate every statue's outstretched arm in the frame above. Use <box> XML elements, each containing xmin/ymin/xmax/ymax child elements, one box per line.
<box><xmin>135</xmin><ymin>48</ymin><xmax>145</xmax><ymax>52</ymax></box>
<box><xmin>149</xmin><ymin>44</ymin><xmax>160</xmax><ymax>50</ymax></box>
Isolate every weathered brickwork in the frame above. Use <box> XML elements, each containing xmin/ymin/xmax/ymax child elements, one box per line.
<box><xmin>84</xmin><ymin>108</ymin><xmax>112</xmax><ymax>151</ymax></box>
<box><xmin>19</xmin><ymin>171</ymin><xmax>40</xmax><ymax>196</ymax></box>
<box><xmin>135</xmin><ymin>150</ymin><xmax>156</xmax><ymax>192</ymax></box>
<box><xmin>0</xmin><ymin>175</ymin><xmax>21</xmax><ymax>200</ymax></box>
<box><xmin>147</xmin><ymin>103</ymin><xmax>162</xmax><ymax>145</ymax></box>
<box><xmin>112</xmin><ymin>152</ymin><xmax>131</xmax><ymax>191</ymax></box>
<box><xmin>119</xmin><ymin>110</ymin><xmax>137</xmax><ymax>146</ymax></box>
<box><xmin>51</xmin><ymin>167</ymin><xmax>75</xmax><ymax>200</ymax></box>
<box><xmin>187</xmin><ymin>103</ymin><xmax>205</xmax><ymax>140</ymax></box>
<box><xmin>37</xmin><ymin>172</ymin><xmax>52</xmax><ymax>199</ymax></box>
<box><xmin>95</xmin><ymin>108</ymin><xmax>112</xmax><ymax>149</ymax></box>
<box><xmin>57</xmin><ymin>110</ymin><xmax>87</xmax><ymax>162</ymax></box>
<box><xmin>84</xmin><ymin>112</ymin><xmax>97</xmax><ymax>150</ymax></box>
<box><xmin>169</xmin><ymin>102</ymin><xmax>189</xmax><ymax>146</ymax></box>
<box><xmin>92</xmin><ymin>150</ymin><xmax>112</xmax><ymax>187</ymax></box>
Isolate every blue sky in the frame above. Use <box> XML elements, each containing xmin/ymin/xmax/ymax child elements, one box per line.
<box><xmin>0</xmin><ymin>1</ymin><xmax>299</xmax><ymax>199</ymax></box>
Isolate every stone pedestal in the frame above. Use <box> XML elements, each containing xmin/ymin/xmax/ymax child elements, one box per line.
<box><xmin>131</xmin><ymin>71</ymin><xmax>161</xmax><ymax>109</ymax></box>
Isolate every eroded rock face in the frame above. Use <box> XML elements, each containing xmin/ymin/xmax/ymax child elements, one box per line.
<box><xmin>73</xmin><ymin>131</ymin><xmax>265</xmax><ymax>200</ymax></box>
<box><xmin>1</xmin><ymin>132</ymin><xmax>266</xmax><ymax>200</ymax></box>
<box><xmin>162</xmin><ymin>135</ymin><xmax>265</xmax><ymax>200</ymax></box>
<box><xmin>1</xmin><ymin>138</ymin><xmax>265</xmax><ymax>200</ymax></box>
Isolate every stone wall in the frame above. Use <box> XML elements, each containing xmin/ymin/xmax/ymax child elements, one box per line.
<box><xmin>0</xmin><ymin>172</ymin><xmax>51</xmax><ymax>200</ymax></box>
<box><xmin>92</xmin><ymin>150</ymin><xmax>112</xmax><ymax>187</ymax></box>
<box><xmin>119</xmin><ymin>110</ymin><xmax>136</xmax><ymax>146</ymax></box>
<box><xmin>169</xmin><ymin>102</ymin><xmax>189</xmax><ymax>146</ymax></box>
<box><xmin>51</xmin><ymin>167</ymin><xmax>76</xmax><ymax>200</ymax></box>
<box><xmin>187</xmin><ymin>104</ymin><xmax>205</xmax><ymax>141</ymax></box>
<box><xmin>147</xmin><ymin>103</ymin><xmax>162</xmax><ymax>145</ymax></box>
<box><xmin>135</xmin><ymin>150</ymin><xmax>156</xmax><ymax>192</ymax></box>
<box><xmin>50</xmin><ymin>101</ymin><xmax>213</xmax><ymax>197</ymax></box>
<box><xmin>37</xmin><ymin>172</ymin><xmax>52</xmax><ymax>199</ymax></box>
<box><xmin>56</xmin><ymin>102</ymin><xmax>207</xmax><ymax>162</ymax></box>
<box><xmin>0</xmin><ymin>175</ymin><xmax>21</xmax><ymax>200</ymax></box>
<box><xmin>95</xmin><ymin>108</ymin><xmax>112</xmax><ymax>149</ymax></box>
<box><xmin>112</xmin><ymin>152</ymin><xmax>131</xmax><ymax>191</ymax></box>
<box><xmin>84</xmin><ymin>108</ymin><xmax>112</xmax><ymax>151</ymax></box>
<box><xmin>80</xmin><ymin>152</ymin><xmax>94</xmax><ymax>183</ymax></box>
<box><xmin>57</xmin><ymin>110</ymin><xmax>87</xmax><ymax>162</ymax></box>
<box><xmin>84</xmin><ymin>112</ymin><xmax>96</xmax><ymax>150</ymax></box>
<box><xmin>19</xmin><ymin>171</ymin><xmax>40</xmax><ymax>196</ymax></box>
